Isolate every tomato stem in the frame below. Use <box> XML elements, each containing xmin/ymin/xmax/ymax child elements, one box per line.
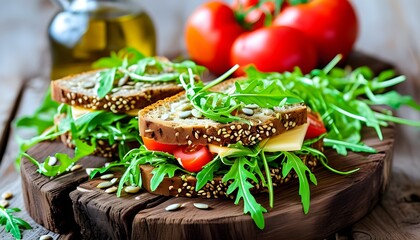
<box><xmin>288</xmin><ymin>0</ymin><xmax>309</xmax><ymax>5</ymax></box>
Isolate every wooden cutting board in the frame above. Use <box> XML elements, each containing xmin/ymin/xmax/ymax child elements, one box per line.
<box><xmin>20</xmin><ymin>124</ymin><xmax>394</xmax><ymax>240</ymax></box>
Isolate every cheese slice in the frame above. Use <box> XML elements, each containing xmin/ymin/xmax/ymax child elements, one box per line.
<box><xmin>208</xmin><ymin>123</ymin><xmax>308</xmax><ymax>156</ymax></box>
<box><xmin>208</xmin><ymin>144</ymin><xmax>242</xmax><ymax>157</ymax></box>
<box><xmin>71</xmin><ymin>106</ymin><xmax>139</xmax><ymax>119</ymax></box>
<box><xmin>260</xmin><ymin>123</ymin><xmax>308</xmax><ymax>152</ymax></box>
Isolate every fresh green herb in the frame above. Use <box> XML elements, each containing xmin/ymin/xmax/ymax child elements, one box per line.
<box><xmin>14</xmin><ymin>88</ymin><xmax>60</xmax><ymax>135</ymax></box>
<box><xmin>90</xmin><ymin>145</ymin><xmax>184</xmax><ymax>197</ymax></box>
<box><xmin>179</xmin><ymin>65</ymin><xmax>303</xmax><ymax>123</ymax></box>
<box><xmin>93</xmin><ymin>48</ymin><xmax>205</xmax><ymax>98</ymax></box>
<box><xmin>223</xmin><ymin>156</ymin><xmax>267</xmax><ymax>229</ymax></box>
<box><xmin>15</xmin><ymin>91</ymin><xmax>139</xmax><ymax>177</ymax></box>
<box><xmin>245</xmin><ymin>55</ymin><xmax>420</xmax><ymax>155</ymax></box>
<box><xmin>0</xmin><ymin>207</ymin><xmax>32</xmax><ymax>240</ymax></box>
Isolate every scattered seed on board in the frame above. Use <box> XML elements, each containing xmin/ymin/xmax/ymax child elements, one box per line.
<box><xmin>70</xmin><ymin>164</ymin><xmax>82</xmax><ymax>172</ymax></box>
<box><xmin>193</xmin><ymin>203</ymin><xmax>209</xmax><ymax>210</ymax></box>
<box><xmin>0</xmin><ymin>199</ymin><xmax>9</xmax><ymax>208</ymax></box>
<box><xmin>39</xmin><ymin>235</ymin><xmax>54</xmax><ymax>240</ymax></box>
<box><xmin>100</xmin><ymin>173</ymin><xmax>114</xmax><ymax>180</ymax></box>
<box><xmin>124</xmin><ymin>186</ymin><xmax>140</xmax><ymax>194</ymax></box>
<box><xmin>165</xmin><ymin>203</ymin><xmax>181</xmax><ymax>211</ymax></box>
<box><xmin>105</xmin><ymin>186</ymin><xmax>117</xmax><ymax>194</ymax></box>
<box><xmin>85</xmin><ymin>168</ymin><xmax>94</xmax><ymax>175</ymax></box>
<box><xmin>97</xmin><ymin>181</ymin><xmax>114</xmax><ymax>189</ymax></box>
<box><xmin>48</xmin><ymin>156</ymin><xmax>57</xmax><ymax>166</ymax></box>
<box><xmin>110</xmin><ymin>178</ymin><xmax>119</xmax><ymax>184</ymax></box>
<box><xmin>2</xmin><ymin>191</ymin><xmax>13</xmax><ymax>200</ymax></box>
<box><xmin>76</xmin><ymin>187</ymin><xmax>92</xmax><ymax>193</ymax></box>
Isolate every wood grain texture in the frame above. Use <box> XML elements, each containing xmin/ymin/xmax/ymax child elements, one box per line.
<box><xmin>20</xmin><ymin>125</ymin><xmax>394</xmax><ymax>240</ymax></box>
<box><xmin>20</xmin><ymin>141</ymin><xmax>109</xmax><ymax>234</ymax></box>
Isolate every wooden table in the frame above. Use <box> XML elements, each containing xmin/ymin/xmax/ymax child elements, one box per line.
<box><xmin>1</xmin><ymin>0</ymin><xmax>420</xmax><ymax>239</ymax></box>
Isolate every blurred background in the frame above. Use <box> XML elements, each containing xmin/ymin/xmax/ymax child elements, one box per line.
<box><xmin>0</xmin><ymin>0</ymin><xmax>419</xmax><ymax>82</ymax></box>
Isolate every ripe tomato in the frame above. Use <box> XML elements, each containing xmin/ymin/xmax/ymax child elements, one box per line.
<box><xmin>173</xmin><ymin>145</ymin><xmax>214</xmax><ymax>173</ymax></box>
<box><xmin>273</xmin><ymin>0</ymin><xmax>358</xmax><ymax>65</ymax></box>
<box><xmin>230</xmin><ymin>26</ymin><xmax>317</xmax><ymax>75</ymax></box>
<box><xmin>232</xmin><ymin>0</ymin><xmax>277</xmax><ymax>30</ymax></box>
<box><xmin>305</xmin><ymin>113</ymin><xmax>327</xmax><ymax>139</ymax></box>
<box><xmin>142</xmin><ymin>137</ymin><xmax>178</xmax><ymax>154</ymax></box>
<box><xmin>185</xmin><ymin>2</ymin><xmax>245</xmax><ymax>75</ymax></box>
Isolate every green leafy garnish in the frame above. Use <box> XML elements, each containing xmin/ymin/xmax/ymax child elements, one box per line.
<box><xmin>15</xmin><ymin>90</ymin><xmax>139</xmax><ymax>177</ymax></box>
<box><xmin>223</xmin><ymin>157</ymin><xmax>267</xmax><ymax>229</ymax></box>
<box><xmin>0</xmin><ymin>207</ymin><xmax>32</xmax><ymax>240</ymax></box>
<box><xmin>245</xmin><ymin>55</ymin><xmax>420</xmax><ymax>155</ymax></box>
<box><xmin>93</xmin><ymin>48</ymin><xmax>206</xmax><ymax>98</ymax></box>
<box><xmin>179</xmin><ymin>65</ymin><xmax>303</xmax><ymax>123</ymax></box>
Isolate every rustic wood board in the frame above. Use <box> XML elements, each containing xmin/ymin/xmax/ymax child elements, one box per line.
<box><xmin>20</xmin><ymin>124</ymin><xmax>394</xmax><ymax>239</ymax></box>
<box><xmin>20</xmin><ymin>141</ymin><xmax>109</xmax><ymax>234</ymax></box>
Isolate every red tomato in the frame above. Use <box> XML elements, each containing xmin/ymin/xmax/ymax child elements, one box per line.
<box><xmin>173</xmin><ymin>145</ymin><xmax>214</xmax><ymax>173</ymax></box>
<box><xmin>273</xmin><ymin>0</ymin><xmax>358</xmax><ymax>65</ymax></box>
<box><xmin>142</xmin><ymin>137</ymin><xmax>178</xmax><ymax>154</ymax></box>
<box><xmin>305</xmin><ymin>113</ymin><xmax>327</xmax><ymax>139</ymax></box>
<box><xmin>185</xmin><ymin>2</ymin><xmax>245</xmax><ymax>75</ymax></box>
<box><xmin>232</xmin><ymin>0</ymin><xmax>277</xmax><ymax>30</ymax></box>
<box><xmin>230</xmin><ymin>26</ymin><xmax>317</xmax><ymax>75</ymax></box>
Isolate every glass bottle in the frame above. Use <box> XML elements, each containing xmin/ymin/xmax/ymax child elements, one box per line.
<box><xmin>49</xmin><ymin>0</ymin><xmax>156</xmax><ymax>80</ymax></box>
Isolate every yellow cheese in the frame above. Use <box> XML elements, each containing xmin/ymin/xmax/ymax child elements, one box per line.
<box><xmin>71</xmin><ymin>106</ymin><xmax>138</xmax><ymax>119</ymax></box>
<box><xmin>208</xmin><ymin>123</ymin><xmax>309</xmax><ymax>156</ymax></box>
<box><xmin>208</xmin><ymin>144</ymin><xmax>242</xmax><ymax>157</ymax></box>
<box><xmin>260</xmin><ymin>123</ymin><xmax>308</xmax><ymax>152</ymax></box>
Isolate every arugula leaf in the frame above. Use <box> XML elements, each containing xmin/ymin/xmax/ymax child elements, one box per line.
<box><xmin>222</xmin><ymin>157</ymin><xmax>267</xmax><ymax>229</ymax></box>
<box><xmin>282</xmin><ymin>152</ymin><xmax>317</xmax><ymax>214</ymax></box>
<box><xmin>96</xmin><ymin>68</ymin><xmax>116</xmax><ymax>99</ymax></box>
<box><xmin>195</xmin><ymin>158</ymin><xmax>221</xmax><ymax>190</ymax></box>
<box><xmin>0</xmin><ymin>207</ymin><xmax>32</xmax><ymax>240</ymax></box>
<box><xmin>92</xmin><ymin>47</ymin><xmax>146</xmax><ymax>69</ymax></box>
<box><xmin>14</xmin><ymin>88</ymin><xmax>59</xmax><ymax>135</ymax></box>
<box><xmin>150</xmin><ymin>163</ymin><xmax>183</xmax><ymax>191</ymax></box>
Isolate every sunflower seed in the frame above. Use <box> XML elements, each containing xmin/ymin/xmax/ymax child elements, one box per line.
<box><xmin>100</xmin><ymin>173</ymin><xmax>114</xmax><ymax>180</ymax></box>
<box><xmin>241</xmin><ymin>107</ymin><xmax>254</xmax><ymax>116</ymax></box>
<box><xmin>97</xmin><ymin>181</ymin><xmax>114</xmax><ymax>189</ymax></box>
<box><xmin>179</xmin><ymin>110</ymin><xmax>191</xmax><ymax>119</ymax></box>
<box><xmin>105</xmin><ymin>186</ymin><xmax>117</xmax><ymax>194</ymax></box>
<box><xmin>2</xmin><ymin>191</ymin><xmax>13</xmax><ymax>200</ymax></box>
<box><xmin>76</xmin><ymin>187</ymin><xmax>92</xmax><ymax>192</ymax></box>
<box><xmin>161</xmin><ymin>113</ymin><xmax>169</xmax><ymax>120</ymax></box>
<box><xmin>118</xmin><ymin>75</ymin><xmax>129</xmax><ymax>87</ymax></box>
<box><xmin>193</xmin><ymin>203</ymin><xmax>209</xmax><ymax>209</ymax></box>
<box><xmin>0</xmin><ymin>199</ymin><xmax>9</xmax><ymax>208</ymax></box>
<box><xmin>39</xmin><ymin>235</ymin><xmax>53</xmax><ymax>240</ymax></box>
<box><xmin>110</xmin><ymin>177</ymin><xmax>119</xmax><ymax>184</ymax></box>
<box><xmin>245</xmin><ymin>104</ymin><xmax>259</xmax><ymax>109</ymax></box>
<box><xmin>48</xmin><ymin>156</ymin><xmax>57</xmax><ymax>166</ymax></box>
<box><xmin>178</xmin><ymin>103</ymin><xmax>192</xmax><ymax>111</ymax></box>
<box><xmin>165</xmin><ymin>203</ymin><xmax>181</xmax><ymax>211</ymax></box>
<box><xmin>124</xmin><ymin>186</ymin><xmax>140</xmax><ymax>193</ymax></box>
<box><xmin>85</xmin><ymin>168</ymin><xmax>94</xmax><ymax>175</ymax></box>
<box><xmin>191</xmin><ymin>109</ymin><xmax>202</xmax><ymax>118</ymax></box>
<box><xmin>70</xmin><ymin>164</ymin><xmax>82</xmax><ymax>172</ymax></box>
<box><xmin>135</xmin><ymin>82</ymin><xmax>143</xmax><ymax>90</ymax></box>
<box><xmin>82</xmin><ymin>81</ymin><xmax>95</xmax><ymax>89</ymax></box>
<box><xmin>111</xmin><ymin>87</ymin><xmax>121</xmax><ymax>93</ymax></box>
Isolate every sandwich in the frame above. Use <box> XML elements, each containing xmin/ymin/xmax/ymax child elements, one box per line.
<box><xmin>16</xmin><ymin>48</ymin><xmax>205</xmax><ymax>176</ymax></box>
<box><xmin>92</xmin><ymin>66</ymin><xmax>328</xmax><ymax>229</ymax></box>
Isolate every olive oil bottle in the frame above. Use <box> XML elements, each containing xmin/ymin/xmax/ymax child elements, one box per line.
<box><xmin>49</xmin><ymin>0</ymin><xmax>156</xmax><ymax>80</ymax></box>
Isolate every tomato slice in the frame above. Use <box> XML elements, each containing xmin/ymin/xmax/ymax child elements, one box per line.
<box><xmin>173</xmin><ymin>145</ymin><xmax>214</xmax><ymax>173</ymax></box>
<box><xmin>305</xmin><ymin>113</ymin><xmax>327</xmax><ymax>139</ymax></box>
<box><xmin>142</xmin><ymin>137</ymin><xmax>178</xmax><ymax>154</ymax></box>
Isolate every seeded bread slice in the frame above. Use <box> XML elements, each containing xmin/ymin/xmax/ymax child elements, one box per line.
<box><xmin>139</xmin><ymin>78</ymin><xmax>307</xmax><ymax>146</ymax></box>
<box><xmin>51</xmin><ymin>70</ymin><xmax>183</xmax><ymax>114</ymax></box>
<box><xmin>140</xmin><ymin>138</ymin><xmax>323</xmax><ymax>199</ymax></box>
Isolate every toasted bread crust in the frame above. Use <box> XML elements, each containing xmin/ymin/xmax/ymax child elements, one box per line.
<box><xmin>140</xmin><ymin>139</ymin><xmax>323</xmax><ymax>198</ymax></box>
<box><xmin>139</xmin><ymin>78</ymin><xmax>307</xmax><ymax>146</ymax></box>
<box><xmin>51</xmin><ymin>70</ymin><xmax>183</xmax><ymax>114</ymax></box>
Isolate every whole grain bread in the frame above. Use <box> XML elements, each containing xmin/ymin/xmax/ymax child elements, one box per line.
<box><xmin>139</xmin><ymin>78</ymin><xmax>307</xmax><ymax>146</ymax></box>
<box><xmin>140</xmin><ymin>138</ymin><xmax>323</xmax><ymax>199</ymax></box>
<box><xmin>51</xmin><ymin>70</ymin><xmax>183</xmax><ymax>114</ymax></box>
